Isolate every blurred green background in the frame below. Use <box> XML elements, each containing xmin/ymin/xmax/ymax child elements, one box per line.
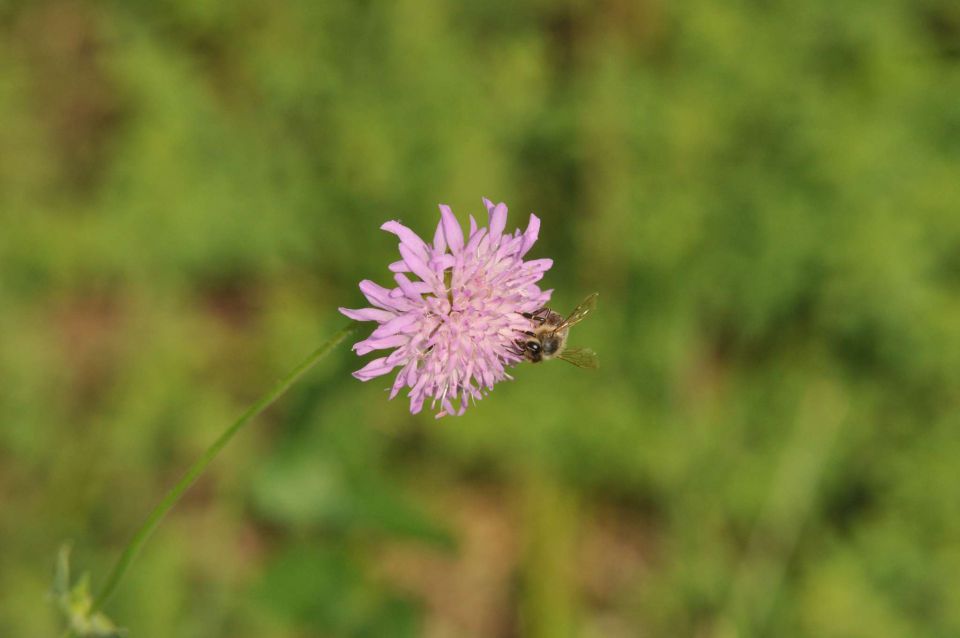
<box><xmin>2</xmin><ymin>0</ymin><xmax>960</xmax><ymax>636</ymax></box>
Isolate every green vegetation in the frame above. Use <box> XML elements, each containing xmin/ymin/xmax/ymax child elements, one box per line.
<box><xmin>1</xmin><ymin>0</ymin><xmax>959</xmax><ymax>636</ymax></box>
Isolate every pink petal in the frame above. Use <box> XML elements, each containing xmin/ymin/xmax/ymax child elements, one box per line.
<box><xmin>386</xmin><ymin>347</ymin><xmax>410</xmax><ymax>365</ymax></box>
<box><xmin>407</xmin><ymin>360</ymin><xmax>420</xmax><ymax>381</ymax></box>
<box><xmin>354</xmin><ymin>334</ymin><xmax>409</xmax><ymax>356</ymax></box>
<box><xmin>359</xmin><ymin>280</ymin><xmax>403</xmax><ymax>310</ymax></box>
<box><xmin>352</xmin><ymin>356</ymin><xmax>399</xmax><ymax>381</ymax></box>
<box><xmin>430</xmin><ymin>254</ymin><xmax>455</xmax><ymax>271</ymax></box>
<box><xmin>488</xmin><ymin>202</ymin><xmax>508</xmax><ymax>243</ymax></box>
<box><xmin>524</xmin><ymin>258</ymin><xmax>553</xmax><ymax>272</ymax></box>
<box><xmin>339</xmin><ymin>307</ymin><xmax>395</xmax><ymax>322</ymax></box>
<box><xmin>497</xmin><ymin>235</ymin><xmax>523</xmax><ymax>258</ymax></box>
<box><xmin>381</xmin><ymin>221</ymin><xmax>428</xmax><ymax>259</ymax></box>
<box><xmin>409</xmin><ymin>394</ymin><xmax>425</xmax><ymax>414</ymax></box>
<box><xmin>433</xmin><ymin>220</ymin><xmax>447</xmax><ymax>254</ymax></box>
<box><xmin>519</xmin><ymin>213</ymin><xmax>541</xmax><ymax>256</ymax></box>
<box><xmin>399</xmin><ymin>243</ymin><xmax>438</xmax><ymax>284</ymax></box>
<box><xmin>390</xmin><ymin>362</ymin><xmax>413</xmax><ymax>398</ymax></box>
<box><xmin>465</xmin><ymin>227</ymin><xmax>488</xmax><ymax>255</ymax></box>
<box><xmin>394</xmin><ymin>273</ymin><xmax>431</xmax><ymax>300</ymax></box>
<box><xmin>408</xmin><ymin>378</ymin><xmax>428</xmax><ymax>413</ymax></box>
<box><xmin>370</xmin><ymin>313</ymin><xmax>419</xmax><ymax>338</ymax></box>
<box><xmin>439</xmin><ymin>204</ymin><xmax>464</xmax><ymax>254</ymax></box>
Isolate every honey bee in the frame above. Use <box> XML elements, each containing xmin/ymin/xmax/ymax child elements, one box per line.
<box><xmin>516</xmin><ymin>292</ymin><xmax>600</xmax><ymax>368</ymax></box>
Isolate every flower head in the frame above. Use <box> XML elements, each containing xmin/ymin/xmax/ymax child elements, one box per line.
<box><xmin>340</xmin><ymin>199</ymin><xmax>553</xmax><ymax>417</ymax></box>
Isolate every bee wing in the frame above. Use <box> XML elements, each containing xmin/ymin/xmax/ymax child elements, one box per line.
<box><xmin>557</xmin><ymin>347</ymin><xmax>600</xmax><ymax>370</ymax></box>
<box><xmin>556</xmin><ymin>292</ymin><xmax>599</xmax><ymax>330</ymax></box>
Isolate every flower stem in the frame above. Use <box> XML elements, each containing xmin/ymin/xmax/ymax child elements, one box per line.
<box><xmin>90</xmin><ymin>322</ymin><xmax>359</xmax><ymax>614</ymax></box>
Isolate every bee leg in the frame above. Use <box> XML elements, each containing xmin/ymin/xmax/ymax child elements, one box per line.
<box><xmin>508</xmin><ymin>340</ymin><xmax>526</xmax><ymax>356</ymax></box>
<box><xmin>522</xmin><ymin>308</ymin><xmax>549</xmax><ymax>324</ymax></box>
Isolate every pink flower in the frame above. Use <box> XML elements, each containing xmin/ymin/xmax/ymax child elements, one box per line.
<box><xmin>340</xmin><ymin>199</ymin><xmax>553</xmax><ymax>417</ymax></box>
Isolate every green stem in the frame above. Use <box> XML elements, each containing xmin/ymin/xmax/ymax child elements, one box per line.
<box><xmin>90</xmin><ymin>322</ymin><xmax>359</xmax><ymax>613</ymax></box>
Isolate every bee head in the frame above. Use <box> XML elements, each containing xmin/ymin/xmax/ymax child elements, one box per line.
<box><xmin>523</xmin><ymin>339</ymin><xmax>543</xmax><ymax>363</ymax></box>
<box><xmin>541</xmin><ymin>335</ymin><xmax>561</xmax><ymax>356</ymax></box>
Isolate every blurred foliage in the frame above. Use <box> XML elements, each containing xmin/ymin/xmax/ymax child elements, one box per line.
<box><xmin>1</xmin><ymin>0</ymin><xmax>959</xmax><ymax>636</ymax></box>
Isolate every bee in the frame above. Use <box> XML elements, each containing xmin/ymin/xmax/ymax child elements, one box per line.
<box><xmin>516</xmin><ymin>292</ymin><xmax>600</xmax><ymax>369</ymax></box>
